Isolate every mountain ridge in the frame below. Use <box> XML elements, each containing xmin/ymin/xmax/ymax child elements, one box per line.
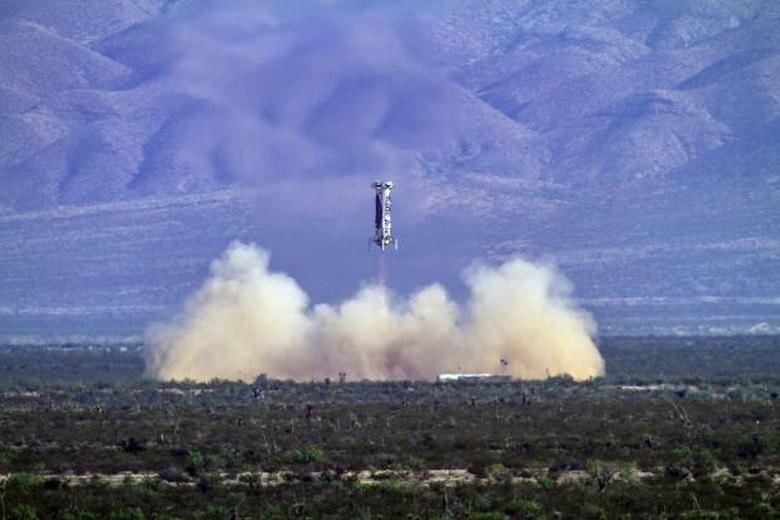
<box><xmin>1</xmin><ymin>0</ymin><xmax>778</xmax><ymax>338</ymax></box>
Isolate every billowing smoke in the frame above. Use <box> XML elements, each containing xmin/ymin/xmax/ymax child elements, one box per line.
<box><xmin>147</xmin><ymin>0</ymin><xmax>466</xmax><ymax>219</ymax></box>
<box><xmin>145</xmin><ymin>242</ymin><xmax>604</xmax><ymax>381</ymax></box>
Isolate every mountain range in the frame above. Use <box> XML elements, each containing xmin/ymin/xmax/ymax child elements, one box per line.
<box><xmin>1</xmin><ymin>0</ymin><xmax>778</xmax><ymax>340</ymax></box>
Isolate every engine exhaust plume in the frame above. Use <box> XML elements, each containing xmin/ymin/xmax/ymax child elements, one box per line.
<box><xmin>145</xmin><ymin>242</ymin><xmax>604</xmax><ymax>381</ymax></box>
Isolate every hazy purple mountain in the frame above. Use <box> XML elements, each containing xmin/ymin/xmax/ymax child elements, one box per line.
<box><xmin>1</xmin><ymin>0</ymin><xmax>779</xmax><ymax>340</ymax></box>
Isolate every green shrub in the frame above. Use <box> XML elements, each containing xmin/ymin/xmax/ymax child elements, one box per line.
<box><xmin>737</xmin><ymin>431</ymin><xmax>777</xmax><ymax>459</ymax></box>
<box><xmin>468</xmin><ymin>513</ymin><xmax>508</xmax><ymax>520</ymax></box>
<box><xmin>290</xmin><ymin>444</ymin><xmax>324</xmax><ymax>464</ymax></box>
<box><xmin>377</xmin><ymin>479</ymin><xmax>418</xmax><ymax>496</ymax></box>
<box><xmin>618</xmin><ymin>462</ymin><xmax>638</xmax><ymax>480</ymax></box>
<box><xmin>204</xmin><ymin>505</ymin><xmax>231</xmax><ymax>520</ymax></box>
<box><xmin>0</xmin><ymin>451</ymin><xmax>11</xmax><ymax>468</ymax></box>
<box><xmin>486</xmin><ymin>463</ymin><xmax>508</xmax><ymax>479</ymax></box>
<box><xmin>9</xmin><ymin>505</ymin><xmax>39</xmax><ymax>520</ymax></box>
<box><xmin>692</xmin><ymin>448</ymin><xmax>716</xmax><ymax>478</ymax></box>
<box><xmin>670</xmin><ymin>446</ymin><xmax>693</xmax><ymax>462</ymax></box>
<box><xmin>390</xmin><ymin>456</ymin><xmax>425</xmax><ymax>471</ymax></box>
<box><xmin>187</xmin><ymin>450</ymin><xmax>205</xmax><ymax>468</ymax></box>
<box><xmin>536</xmin><ymin>475</ymin><xmax>556</xmax><ymax>490</ymax></box>
<box><xmin>472</xmin><ymin>494</ymin><xmax>493</xmax><ymax>513</ymax></box>
<box><xmin>508</xmin><ymin>499</ymin><xmax>543</xmax><ymax>517</ymax></box>
<box><xmin>586</xmin><ymin>460</ymin><xmax>614</xmax><ymax>491</ymax></box>
<box><xmin>261</xmin><ymin>504</ymin><xmax>284</xmax><ymax>520</ymax></box>
<box><xmin>108</xmin><ymin>508</ymin><xmax>145</xmax><ymax>520</ymax></box>
<box><xmin>581</xmin><ymin>503</ymin><xmax>608</xmax><ymax>520</ymax></box>
<box><xmin>7</xmin><ymin>473</ymin><xmax>43</xmax><ymax>492</ymax></box>
<box><xmin>63</xmin><ymin>511</ymin><xmax>99</xmax><ymax>520</ymax></box>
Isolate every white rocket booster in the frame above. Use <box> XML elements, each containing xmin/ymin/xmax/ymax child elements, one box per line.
<box><xmin>371</xmin><ymin>180</ymin><xmax>398</xmax><ymax>251</ymax></box>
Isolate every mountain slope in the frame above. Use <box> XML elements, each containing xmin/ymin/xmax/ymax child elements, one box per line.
<box><xmin>0</xmin><ymin>0</ymin><xmax>778</xmax><ymax>339</ymax></box>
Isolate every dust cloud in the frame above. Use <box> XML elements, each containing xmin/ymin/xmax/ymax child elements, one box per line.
<box><xmin>145</xmin><ymin>242</ymin><xmax>604</xmax><ymax>382</ymax></box>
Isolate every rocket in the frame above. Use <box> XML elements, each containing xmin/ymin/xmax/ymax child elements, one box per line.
<box><xmin>370</xmin><ymin>180</ymin><xmax>398</xmax><ymax>251</ymax></box>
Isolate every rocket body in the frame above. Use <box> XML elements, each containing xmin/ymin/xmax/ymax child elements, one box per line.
<box><xmin>371</xmin><ymin>180</ymin><xmax>397</xmax><ymax>251</ymax></box>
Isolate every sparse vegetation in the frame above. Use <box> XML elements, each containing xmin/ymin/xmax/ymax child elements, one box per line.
<box><xmin>0</xmin><ymin>337</ymin><xmax>778</xmax><ymax>517</ymax></box>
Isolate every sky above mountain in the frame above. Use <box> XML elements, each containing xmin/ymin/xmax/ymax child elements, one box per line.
<box><xmin>1</xmin><ymin>0</ymin><xmax>779</xmax><ymax>340</ymax></box>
